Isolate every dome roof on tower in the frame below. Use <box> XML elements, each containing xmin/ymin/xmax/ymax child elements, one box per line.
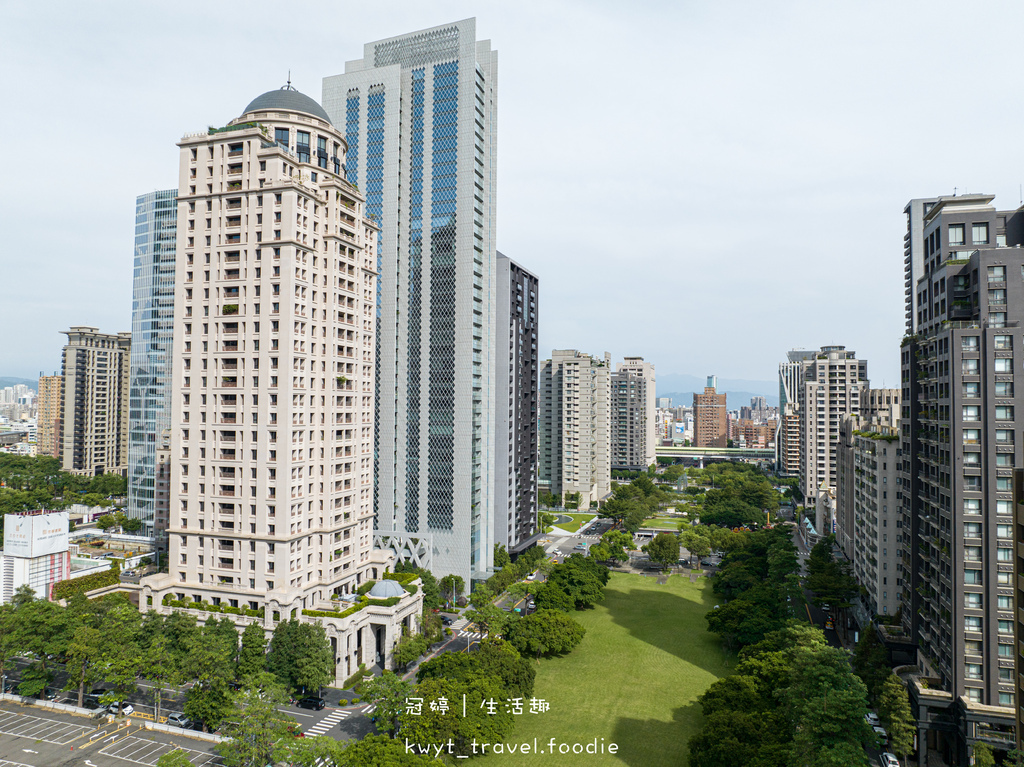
<box><xmin>367</xmin><ymin>579</ymin><xmax>406</xmax><ymax>599</ymax></box>
<box><xmin>241</xmin><ymin>83</ymin><xmax>332</xmax><ymax>124</ymax></box>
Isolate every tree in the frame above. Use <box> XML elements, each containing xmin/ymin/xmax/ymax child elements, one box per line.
<box><xmin>972</xmin><ymin>742</ymin><xmax>996</xmax><ymax>767</ymax></box>
<box><xmin>65</xmin><ymin>624</ymin><xmax>104</xmax><ymax>707</ymax></box>
<box><xmin>438</xmin><ymin>574</ymin><xmax>464</xmax><ymax>607</ymax></box>
<box><xmin>493</xmin><ymin>543</ymin><xmax>511</xmax><ymax>569</ymax></box>
<box><xmin>398</xmin><ymin>675</ymin><xmax>515</xmax><ymax>757</ymax></box>
<box><xmin>288</xmin><ymin>734</ymin><xmax>446</xmax><ymax>766</ymax></box>
<box><xmin>534</xmin><ymin>583</ymin><xmax>574</xmax><ymax>612</ymax></box>
<box><xmin>361</xmin><ymin>672</ymin><xmax>413</xmax><ymax>737</ymax></box>
<box><xmin>12</xmin><ymin>597</ymin><xmax>70</xmax><ymax>696</ymax></box>
<box><xmin>392</xmin><ymin>629</ymin><xmax>428</xmax><ymax>671</ymax></box>
<box><xmin>216</xmin><ymin>676</ymin><xmax>294</xmax><ymax>767</ymax></box>
<box><xmin>680</xmin><ymin>528</ymin><xmax>712</xmax><ymax>565</ymax></box>
<box><xmin>237</xmin><ymin>622</ymin><xmax>267</xmax><ymax>680</ymax></box>
<box><xmin>643</xmin><ymin>532</ymin><xmax>680</xmax><ymax>570</ymax></box>
<box><xmin>590</xmin><ymin>530</ymin><xmax>632</xmax><ymax>563</ymax></box>
<box><xmin>546</xmin><ymin>555</ymin><xmax>608</xmax><ymax>609</ymax></box>
<box><xmin>394</xmin><ymin>562</ymin><xmax>441</xmax><ymax>611</ymax></box>
<box><xmin>852</xmin><ymin>627</ymin><xmax>890</xmax><ymax>704</ymax></box>
<box><xmin>122</xmin><ymin>517</ymin><xmax>143</xmax><ymax>533</ymax></box>
<box><xmin>463</xmin><ymin>602</ymin><xmax>507</xmax><ymax>637</ymax></box>
<box><xmin>139</xmin><ymin>629</ymin><xmax>185</xmax><ymax>722</ymax></box>
<box><xmin>504</xmin><ymin>609</ymin><xmax>585</xmax><ymax>659</ymax></box>
<box><xmin>96</xmin><ymin>513</ymin><xmax>117</xmax><ymax>531</ymax></box>
<box><xmin>266</xmin><ymin>619</ymin><xmax>333</xmax><ymax>694</ymax></box>
<box><xmin>878</xmin><ymin>675</ymin><xmax>914</xmax><ymax>764</ymax></box>
<box><xmin>156</xmin><ymin>750</ymin><xmax>196</xmax><ymax>767</ymax></box>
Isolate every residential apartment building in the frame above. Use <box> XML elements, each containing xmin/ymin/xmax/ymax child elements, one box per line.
<box><xmin>899</xmin><ymin>194</ymin><xmax>1024</xmax><ymax>764</ymax></box>
<box><xmin>128</xmin><ymin>189</ymin><xmax>177</xmax><ymax>537</ymax></box>
<box><xmin>611</xmin><ymin>357</ymin><xmax>656</xmax><ymax>471</ymax></box>
<box><xmin>140</xmin><ymin>84</ymin><xmax>420</xmax><ymax>681</ymax></box>
<box><xmin>798</xmin><ymin>346</ymin><xmax>868</xmax><ymax>504</ymax></box>
<box><xmin>60</xmin><ymin>327</ymin><xmax>131</xmax><ymax>476</ymax></box>
<box><xmin>322</xmin><ymin>19</ymin><xmax>499</xmax><ymax>584</ymax></box>
<box><xmin>693</xmin><ymin>376</ymin><xmax>727</xmax><ymax>448</ymax></box>
<box><xmin>730</xmin><ymin>418</ymin><xmax>776</xmax><ymax>449</ymax></box>
<box><xmin>36</xmin><ymin>375</ymin><xmax>61</xmax><ymax>459</ymax></box>
<box><xmin>540</xmin><ymin>350</ymin><xmax>611</xmax><ymax>509</ymax></box>
<box><xmin>778</xmin><ymin>349</ymin><xmax>817</xmax><ymax>476</ymax></box>
<box><xmin>495</xmin><ymin>253</ymin><xmax>539</xmax><ymax>553</ymax></box>
<box><xmin>835</xmin><ymin>404</ymin><xmax>900</xmax><ymax>616</ymax></box>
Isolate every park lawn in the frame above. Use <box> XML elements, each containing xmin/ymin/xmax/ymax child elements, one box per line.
<box><xmin>642</xmin><ymin>516</ymin><xmax>685</xmax><ymax>530</ymax></box>
<box><xmin>554</xmin><ymin>512</ymin><xmax>597</xmax><ymax>533</ymax></box>
<box><xmin>478</xmin><ymin>572</ymin><xmax>732</xmax><ymax>767</ymax></box>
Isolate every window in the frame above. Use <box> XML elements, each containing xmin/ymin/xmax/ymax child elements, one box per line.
<box><xmin>997</xmin><ymin>500</ymin><xmax>1013</xmax><ymax>516</ymax></box>
<box><xmin>991</xmin><ymin>312</ymin><xmax>1007</xmax><ymax>328</ymax></box>
<box><xmin>998</xmin><ymin>619</ymin><xmax>1013</xmax><ymax>634</ymax></box>
<box><xmin>964</xmin><ymin>452</ymin><xmax>981</xmax><ymax>465</ymax></box>
<box><xmin>962</xmin><ymin>359</ymin><xmax>979</xmax><ymax>375</ymax></box>
<box><xmin>966</xmin><ymin>663</ymin><xmax>983</xmax><ymax>679</ymax></box>
<box><xmin>994</xmin><ymin>335</ymin><xmax>1012</xmax><ymax>350</ymax></box>
<box><xmin>997</xmin><ymin>477</ymin><xmax>1012</xmax><ymax>491</ymax></box>
<box><xmin>996</xmin><ymin>406</ymin><xmax>1014</xmax><ymax>420</ymax></box>
<box><xmin>274</xmin><ymin>127</ymin><xmax>289</xmax><ymax>146</ymax></box>
<box><xmin>999</xmin><ymin>692</ymin><xmax>1016</xmax><ymax>707</ymax></box>
<box><xmin>966</xmin><ymin>688</ymin><xmax>983</xmax><ymax>702</ymax></box>
<box><xmin>965</xmin><ymin>569</ymin><xmax>983</xmax><ymax>584</ymax></box>
<box><xmin>962</xmin><ymin>336</ymin><xmax>980</xmax><ymax>351</ymax></box>
<box><xmin>987</xmin><ymin>264</ymin><xmax>1004</xmax><ymax>280</ymax></box>
<box><xmin>996</xmin><ymin>429</ymin><xmax>1014</xmax><ymax>444</ymax></box>
<box><xmin>974</xmin><ymin>224</ymin><xmax>990</xmax><ymax>245</ymax></box>
<box><xmin>1000</xmin><ymin>667</ymin><xmax>1015</xmax><ymax>681</ymax></box>
<box><xmin>997</xmin><ymin>547</ymin><xmax>1012</xmax><ymax>562</ymax></box>
<box><xmin>949</xmin><ymin>223</ymin><xmax>965</xmax><ymax>245</ymax></box>
<box><xmin>965</xmin><ymin>546</ymin><xmax>982</xmax><ymax>562</ymax></box>
<box><xmin>996</xmin><ymin>453</ymin><xmax>1014</xmax><ymax>467</ymax></box>
<box><xmin>989</xmin><ymin>289</ymin><xmax>1007</xmax><ymax>305</ymax></box>
<box><xmin>964</xmin><ymin>475</ymin><xmax>981</xmax><ymax>490</ymax></box>
<box><xmin>998</xmin><ymin>595</ymin><xmax>1013</xmax><ymax>610</ymax></box>
<box><xmin>995</xmin><ymin>358</ymin><xmax>1012</xmax><ymax>373</ymax></box>
<box><xmin>964</xmin><ymin>498</ymin><xmax>981</xmax><ymax>514</ymax></box>
<box><xmin>297</xmin><ymin>131</ymin><xmax>310</xmax><ymax>163</ymax></box>
<box><xmin>965</xmin><ymin>616</ymin><xmax>983</xmax><ymax>631</ymax></box>
<box><xmin>999</xmin><ymin>642</ymin><xmax>1014</xmax><ymax>658</ymax></box>
<box><xmin>995</xmin><ymin>381</ymin><xmax>1014</xmax><ymax>397</ymax></box>
<box><xmin>964</xmin><ymin>522</ymin><xmax>982</xmax><ymax>538</ymax></box>
<box><xmin>963</xmin><ymin>429</ymin><xmax>981</xmax><ymax>444</ymax></box>
<box><xmin>966</xmin><ymin>593</ymin><xmax>983</xmax><ymax>608</ymax></box>
<box><xmin>999</xmin><ymin>571</ymin><xmax>1012</xmax><ymax>585</ymax></box>
<box><xmin>962</xmin><ymin>405</ymin><xmax>981</xmax><ymax>421</ymax></box>
<box><xmin>965</xmin><ymin>640</ymin><xmax>983</xmax><ymax>655</ymax></box>
<box><xmin>963</xmin><ymin>381</ymin><xmax>980</xmax><ymax>398</ymax></box>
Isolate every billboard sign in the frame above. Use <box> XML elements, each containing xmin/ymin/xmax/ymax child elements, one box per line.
<box><xmin>4</xmin><ymin>512</ymin><xmax>70</xmax><ymax>558</ymax></box>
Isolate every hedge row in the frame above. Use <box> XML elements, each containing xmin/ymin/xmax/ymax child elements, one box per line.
<box><xmin>52</xmin><ymin>569</ymin><xmax>120</xmax><ymax>600</ymax></box>
<box><xmin>161</xmin><ymin>596</ymin><xmax>262</xmax><ymax>618</ymax></box>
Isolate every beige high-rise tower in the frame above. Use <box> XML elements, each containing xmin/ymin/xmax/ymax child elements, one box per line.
<box><xmin>539</xmin><ymin>350</ymin><xmax>612</xmax><ymax>508</ymax></box>
<box><xmin>142</xmin><ymin>84</ymin><xmax>421</xmax><ymax>679</ymax></box>
<box><xmin>60</xmin><ymin>328</ymin><xmax>131</xmax><ymax>475</ymax></box>
<box><xmin>36</xmin><ymin>375</ymin><xmax>62</xmax><ymax>459</ymax></box>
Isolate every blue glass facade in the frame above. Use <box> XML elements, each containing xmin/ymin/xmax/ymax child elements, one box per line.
<box><xmin>127</xmin><ymin>190</ymin><xmax>177</xmax><ymax>537</ymax></box>
<box><xmin>405</xmin><ymin>70</ymin><xmax>426</xmax><ymax>533</ymax></box>
<box><xmin>345</xmin><ymin>92</ymin><xmax>359</xmax><ymax>184</ymax></box>
<box><xmin>427</xmin><ymin>60</ymin><xmax>459</xmax><ymax>531</ymax></box>
<box><xmin>365</xmin><ymin>87</ymin><xmax>386</xmax><ymax>525</ymax></box>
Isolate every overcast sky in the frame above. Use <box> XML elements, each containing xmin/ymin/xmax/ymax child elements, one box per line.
<box><xmin>3</xmin><ymin>0</ymin><xmax>1024</xmax><ymax>387</ymax></box>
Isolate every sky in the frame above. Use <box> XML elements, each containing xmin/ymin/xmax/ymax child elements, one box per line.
<box><xmin>4</xmin><ymin>0</ymin><xmax>1024</xmax><ymax>388</ymax></box>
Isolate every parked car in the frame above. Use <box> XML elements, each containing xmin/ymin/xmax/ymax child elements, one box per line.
<box><xmin>107</xmin><ymin>702</ymin><xmax>135</xmax><ymax>716</ymax></box>
<box><xmin>573</xmin><ymin>544</ymin><xmax>587</xmax><ymax>550</ymax></box>
<box><xmin>824</xmin><ymin>617</ymin><xmax>835</xmax><ymax>630</ymax></box>
<box><xmin>527</xmin><ymin>600</ymin><xmax>536</xmax><ymax>610</ymax></box>
<box><xmin>865</xmin><ymin>712</ymin><xmax>880</xmax><ymax>727</ymax></box>
<box><xmin>167</xmin><ymin>713</ymin><xmax>191</xmax><ymax>729</ymax></box>
<box><xmin>879</xmin><ymin>753</ymin><xmax>899</xmax><ymax>767</ymax></box>
<box><xmin>872</xmin><ymin>725</ymin><xmax>888</xmax><ymax>743</ymax></box>
<box><xmin>297</xmin><ymin>696</ymin><xmax>326</xmax><ymax>711</ymax></box>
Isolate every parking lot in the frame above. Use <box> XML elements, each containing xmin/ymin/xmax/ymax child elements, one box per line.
<box><xmin>100</xmin><ymin>735</ymin><xmax>223</xmax><ymax>766</ymax></box>
<box><xmin>0</xmin><ymin>708</ymin><xmax>90</xmax><ymax>744</ymax></box>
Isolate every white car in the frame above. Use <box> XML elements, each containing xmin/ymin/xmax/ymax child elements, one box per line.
<box><xmin>879</xmin><ymin>753</ymin><xmax>899</xmax><ymax>767</ymax></box>
<box><xmin>872</xmin><ymin>725</ymin><xmax>888</xmax><ymax>742</ymax></box>
<box><xmin>865</xmin><ymin>712</ymin><xmax>880</xmax><ymax>726</ymax></box>
<box><xmin>108</xmin><ymin>702</ymin><xmax>135</xmax><ymax>716</ymax></box>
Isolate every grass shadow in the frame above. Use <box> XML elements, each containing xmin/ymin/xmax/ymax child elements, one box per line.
<box><xmin>610</xmin><ymin>702</ymin><xmax>703</xmax><ymax>767</ymax></box>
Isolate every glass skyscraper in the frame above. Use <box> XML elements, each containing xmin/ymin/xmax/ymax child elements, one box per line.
<box><xmin>323</xmin><ymin>19</ymin><xmax>498</xmax><ymax>584</ymax></box>
<box><xmin>127</xmin><ymin>190</ymin><xmax>177</xmax><ymax>539</ymax></box>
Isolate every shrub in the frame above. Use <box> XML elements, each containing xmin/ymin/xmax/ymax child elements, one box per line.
<box><xmin>52</xmin><ymin>568</ymin><xmax>121</xmax><ymax>600</ymax></box>
<box><xmin>339</xmin><ymin>698</ymin><xmax>348</xmax><ymax>706</ymax></box>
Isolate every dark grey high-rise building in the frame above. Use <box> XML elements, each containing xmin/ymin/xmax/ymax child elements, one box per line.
<box><xmin>495</xmin><ymin>253</ymin><xmax>538</xmax><ymax>553</ymax></box>
<box><xmin>899</xmin><ymin>194</ymin><xmax>1024</xmax><ymax>764</ymax></box>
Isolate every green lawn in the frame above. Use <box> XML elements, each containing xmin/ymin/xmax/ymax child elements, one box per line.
<box><xmin>479</xmin><ymin>572</ymin><xmax>732</xmax><ymax>767</ymax></box>
<box><xmin>553</xmin><ymin>512</ymin><xmax>597</xmax><ymax>533</ymax></box>
<box><xmin>642</xmin><ymin>516</ymin><xmax>686</xmax><ymax>530</ymax></box>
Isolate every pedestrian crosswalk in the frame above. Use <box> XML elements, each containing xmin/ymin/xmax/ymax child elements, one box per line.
<box><xmin>305</xmin><ymin>708</ymin><xmax>350</xmax><ymax>737</ymax></box>
<box><xmin>461</xmin><ymin>630</ymin><xmax>486</xmax><ymax>640</ymax></box>
<box><xmin>362</xmin><ymin>703</ymin><xmax>376</xmax><ymax>715</ymax></box>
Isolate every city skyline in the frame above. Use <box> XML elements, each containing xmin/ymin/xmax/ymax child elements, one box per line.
<box><xmin>9</xmin><ymin>2</ymin><xmax>1024</xmax><ymax>386</ymax></box>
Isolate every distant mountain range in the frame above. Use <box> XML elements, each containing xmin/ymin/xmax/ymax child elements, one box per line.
<box><xmin>656</xmin><ymin>373</ymin><xmax>778</xmax><ymax>408</ymax></box>
<box><xmin>0</xmin><ymin>377</ymin><xmax>37</xmax><ymax>390</ymax></box>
